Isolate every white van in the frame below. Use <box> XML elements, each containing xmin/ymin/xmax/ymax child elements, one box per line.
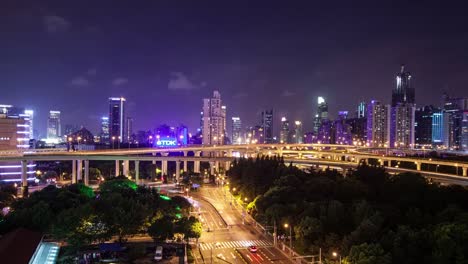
<box><xmin>154</xmin><ymin>246</ymin><xmax>163</xmax><ymax>261</ymax></box>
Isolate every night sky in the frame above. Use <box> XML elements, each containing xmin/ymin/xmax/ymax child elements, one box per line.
<box><xmin>1</xmin><ymin>1</ymin><xmax>468</xmax><ymax>137</ymax></box>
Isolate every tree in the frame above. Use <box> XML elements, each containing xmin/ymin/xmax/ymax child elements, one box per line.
<box><xmin>432</xmin><ymin>223</ymin><xmax>468</xmax><ymax>264</ymax></box>
<box><xmin>148</xmin><ymin>216</ymin><xmax>174</xmax><ymax>241</ymax></box>
<box><xmin>346</xmin><ymin>243</ymin><xmax>391</xmax><ymax>264</ymax></box>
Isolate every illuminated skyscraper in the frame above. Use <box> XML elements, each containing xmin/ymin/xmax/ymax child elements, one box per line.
<box><xmin>415</xmin><ymin>106</ymin><xmax>435</xmax><ymax>146</ymax></box>
<box><xmin>261</xmin><ymin>110</ymin><xmax>273</xmax><ymax>143</ymax></box>
<box><xmin>294</xmin><ymin>121</ymin><xmax>303</xmax><ymax>144</ymax></box>
<box><xmin>392</xmin><ymin>64</ymin><xmax>415</xmax><ymax>107</ymax></box>
<box><xmin>313</xmin><ymin>96</ymin><xmax>328</xmax><ymax>133</ymax></box>
<box><xmin>280</xmin><ymin>117</ymin><xmax>290</xmax><ymax>144</ymax></box>
<box><xmin>202</xmin><ymin>91</ymin><xmax>226</xmax><ymax>145</ymax></box>
<box><xmin>367</xmin><ymin>100</ymin><xmax>391</xmax><ymax>147</ymax></box>
<box><xmin>47</xmin><ymin>111</ymin><xmax>61</xmax><ymax>139</ymax></box>
<box><xmin>100</xmin><ymin>117</ymin><xmax>110</xmax><ymax>143</ymax></box>
<box><xmin>109</xmin><ymin>97</ymin><xmax>126</xmax><ymax>143</ymax></box>
<box><xmin>357</xmin><ymin>102</ymin><xmax>366</xmax><ymax>118</ymax></box>
<box><xmin>231</xmin><ymin>117</ymin><xmax>242</xmax><ymax>144</ymax></box>
<box><xmin>126</xmin><ymin>117</ymin><xmax>133</xmax><ymax>143</ymax></box>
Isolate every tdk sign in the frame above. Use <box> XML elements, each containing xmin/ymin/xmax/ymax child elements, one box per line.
<box><xmin>156</xmin><ymin>139</ymin><xmax>177</xmax><ymax>147</ymax></box>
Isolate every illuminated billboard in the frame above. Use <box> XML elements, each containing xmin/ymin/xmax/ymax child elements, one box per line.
<box><xmin>156</xmin><ymin>138</ymin><xmax>177</xmax><ymax>147</ymax></box>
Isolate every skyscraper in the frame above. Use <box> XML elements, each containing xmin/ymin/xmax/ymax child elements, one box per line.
<box><xmin>47</xmin><ymin>111</ymin><xmax>61</xmax><ymax>139</ymax></box>
<box><xmin>280</xmin><ymin>117</ymin><xmax>290</xmax><ymax>144</ymax></box>
<box><xmin>202</xmin><ymin>91</ymin><xmax>226</xmax><ymax>145</ymax></box>
<box><xmin>391</xmin><ymin>104</ymin><xmax>415</xmax><ymax>148</ymax></box>
<box><xmin>392</xmin><ymin>64</ymin><xmax>415</xmax><ymax>107</ymax></box>
<box><xmin>442</xmin><ymin>93</ymin><xmax>468</xmax><ymax>150</ymax></box>
<box><xmin>231</xmin><ymin>117</ymin><xmax>242</xmax><ymax>144</ymax></box>
<box><xmin>109</xmin><ymin>97</ymin><xmax>126</xmax><ymax>143</ymax></box>
<box><xmin>390</xmin><ymin>65</ymin><xmax>416</xmax><ymax>148</ymax></box>
<box><xmin>100</xmin><ymin>116</ymin><xmax>110</xmax><ymax>143</ymax></box>
<box><xmin>367</xmin><ymin>100</ymin><xmax>390</xmax><ymax>147</ymax></box>
<box><xmin>415</xmin><ymin>106</ymin><xmax>435</xmax><ymax>146</ymax></box>
<box><xmin>126</xmin><ymin>117</ymin><xmax>133</xmax><ymax>143</ymax></box>
<box><xmin>313</xmin><ymin>96</ymin><xmax>328</xmax><ymax>133</ymax></box>
<box><xmin>261</xmin><ymin>110</ymin><xmax>273</xmax><ymax>143</ymax></box>
<box><xmin>294</xmin><ymin>121</ymin><xmax>303</xmax><ymax>144</ymax></box>
<box><xmin>357</xmin><ymin>102</ymin><xmax>366</xmax><ymax>118</ymax></box>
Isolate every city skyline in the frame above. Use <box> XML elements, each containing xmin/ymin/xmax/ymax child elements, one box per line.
<box><xmin>1</xmin><ymin>2</ymin><xmax>468</xmax><ymax>135</ymax></box>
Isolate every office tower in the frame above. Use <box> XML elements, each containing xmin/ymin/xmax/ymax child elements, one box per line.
<box><xmin>391</xmin><ymin>104</ymin><xmax>415</xmax><ymax>148</ymax></box>
<box><xmin>0</xmin><ymin>114</ymin><xmax>28</xmax><ymax>150</ymax></box>
<box><xmin>261</xmin><ymin>110</ymin><xmax>273</xmax><ymax>143</ymax></box>
<box><xmin>246</xmin><ymin>126</ymin><xmax>263</xmax><ymax>144</ymax></box>
<box><xmin>442</xmin><ymin>93</ymin><xmax>468</xmax><ymax>150</ymax></box>
<box><xmin>1</xmin><ymin>105</ymin><xmax>34</xmax><ymax>141</ymax></box>
<box><xmin>334</xmin><ymin>111</ymin><xmax>352</xmax><ymax>145</ymax></box>
<box><xmin>415</xmin><ymin>106</ymin><xmax>436</xmax><ymax>146</ymax></box>
<box><xmin>357</xmin><ymin>102</ymin><xmax>366</xmax><ymax>118</ymax></box>
<box><xmin>109</xmin><ymin>97</ymin><xmax>126</xmax><ymax>143</ymax></box>
<box><xmin>317</xmin><ymin>120</ymin><xmax>333</xmax><ymax>144</ymax></box>
<box><xmin>100</xmin><ymin>117</ymin><xmax>110</xmax><ymax>143</ymax></box>
<box><xmin>390</xmin><ymin>65</ymin><xmax>416</xmax><ymax>148</ymax></box>
<box><xmin>367</xmin><ymin>100</ymin><xmax>391</xmax><ymax>147</ymax></box>
<box><xmin>392</xmin><ymin>64</ymin><xmax>415</xmax><ymax>107</ymax></box>
<box><xmin>231</xmin><ymin>117</ymin><xmax>242</xmax><ymax>144</ymax></box>
<box><xmin>280</xmin><ymin>117</ymin><xmax>290</xmax><ymax>144</ymax></box>
<box><xmin>47</xmin><ymin>111</ymin><xmax>61</xmax><ymax>139</ymax></box>
<box><xmin>202</xmin><ymin>91</ymin><xmax>226</xmax><ymax>145</ymax></box>
<box><xmin>294</xmin><ymin>121</ymin><xmax>303</xmax><ymax>144</ymax></box>
<box><xmin>126</xmin><ymin>117</ymin><xmax>133</xmax><ymax>143</ymax></box>
<box><xmin>346</xmin><ymin>117</ymin><xmax>367</xmax><ymax>145</ymax></box>
<box><xmin>313</xmin><ymin>96</ymin><xmax>328</xmax><ymax>133</ymax></box>
<box><xmin>431</xmin><ymin>110</ymin><xmax>448</xmax><ymax>147</ymax></box>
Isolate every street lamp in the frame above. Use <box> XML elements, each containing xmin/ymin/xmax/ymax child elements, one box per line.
<box><xmin>332</xmin><ymin>251</ymin><xmax>342</xmax><ymax>263</ymax></box>
<box><xmin>112</xmin><ymin>136</ymin><xmax>116</xmax><ymax>149</ymax></box>
<box><xmin>284</xmin><ymin>223</ymin><xmax>292</xmax><ymax>252</ymax></box>
<box><xmin>185</xmin><ymin>188</ymin><xmax>189</xmax><ymax>197</ymax></box>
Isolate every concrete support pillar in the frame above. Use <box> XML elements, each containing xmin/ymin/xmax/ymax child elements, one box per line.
<box><xmin>183</xmin><ymin>151</ymin><xmax>188</xmax><ymax>172</ymax></box>
<box><xmin>194</xmin><ymin>151</ymin><xmax>201</xmax><ymax>173</ymax></box>
<box><xmin>123</xmin><ymin>160</ymin><xmax>130</xmax><ymax>177</ymax></box>
<box><xmin>379</xmin><ymin>159</ymin><xmax>385</xmax><ymax>166</ymax></box>
<box><xmin>225</xmin><ymin>161</ymin><xmax>231</xmax><ymax>171</ymax></box>
<box><xmin>72</xmin><ymin>159</ymin><xmax>77</xmax><ymax>184</ymax></box>
<box><xmin>84</xmin><ymin>160</ymin><xmax>89</xmax><ymax>186</ymax></box>
<box><xmin>21</xmin><ymin>160</ymin><xmax>28</xmax><ymax>187</ymax></box>
<box><xmin>416</xmin><ymin>163</ymin><xmax>421</xmax><ymax>171</ymax></box>
<box><xmin>162</xmin><ymin>160</ymin><xmax>168</xmax><ymax>176</ymax></box>
<box><xmin>115</xmin><ymin>160</ymin><xmax>120</xmax><ymax>176</ymax></box>
<box><xmin>77</xmin><ymin>160</ymin><xmax>83</xmax><ymax>182</ymax></box>
<box><xmin>135</xmin><ymin>160</ymin><xmax>140</xmax><ymax>184</ymax></box>
<box><xmin>215</xmin><ymin>161</ymin><xmax>219</xmax><ymax>173</ymax></box>
<box><xmin>176</xmin><ymin>160</ymin><xmax>181</xmax><ymax>183</ymax></box>
<box><xmin>152</xmin><ymin>153</ymin><xmax>156</xmax><ymax>165</ymax></box>
<box><xmin>463</xmin><ymin>167</ymin><xmax>467</xmax><ymax>177</ymax></box>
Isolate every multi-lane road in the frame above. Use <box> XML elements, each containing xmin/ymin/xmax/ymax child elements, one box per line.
<box><xmin>192</xmin><ymin>186</ymin><xmax>294</xmax><ymax>264</ymax></box>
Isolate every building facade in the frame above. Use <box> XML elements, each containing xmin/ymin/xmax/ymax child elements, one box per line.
<box><xmin>392</xmin><ymin>64</ymin><xmax>415</xmax><ymax>107</ymax></box>
<box><xmin>47</xmin><ymin>111</ymin><xmax>61</xmax><ymax>139</ymax></box>
<box><xmin>202</xmin><ymin>91</ymin><xmax>226</xmax><ymax>145</ymax></box>
<box><xmin>294</xmin><ymin>121</ymin><xmax>303</xmax><ymax>144</ymax></box>
<box><xmin>109</xmin><ymin>97</ymin><xmax>126</xmax><ymax>143</ymax></box>
<box><xmin>231</xmin><ymin>117</ymin><xmax>242</xmax><ymax>144</ymax></box>
<box><xmin>280</xmin><ymin>117</ymin><xmax>290</xmax><ymax>144</ymax></box>
<box><xmin>261</xmin><ymin>110</ymin><xmax>273</xmax><ymax>143</ymax></box>
<box><xmin>367</xmin><ymin>100</ymin><xmax>391</xmax><ymax>147</ymax></box>
<box><xmin>100</xmin><ymin>117</ymin><xmax>110</xmax><ymax>144</ymax></box>
<box><xmin>313</xmin><ymin>97</ymin><xmax>328</xmax><ymax>133</ymax></box>
<box><xmin>415</xmin><ymin>106</ymin><xmax>435</xmax><ymax>146</ymax></box>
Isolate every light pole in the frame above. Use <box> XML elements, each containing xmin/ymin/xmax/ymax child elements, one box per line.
<box><xmin>185</xmin><ymin>188</ymin><xmax>189</xmax><ymax>197</ymax></box>
<box><xmin>436</xmin><ymin>164</ymin><xmax>439</xmax><ymax>173</ymax></box>
<box><xmin>118</xmin><ymin>136</ymin><xmax>121</xmax><ymax>149</ymax></box>
<box><xmin>284</xmin><ymin>223</ymin><xmax>292</xmax><ymax>252</ymax></box>
<box><xmin>112</xmin><ymin>136</ymin><xmax>116</xmax><ymax>149</ymax></box>
<box><xmin>332</xmin><ymin>251</ymin><xmax>341</xmax><ymax>264</ymax></box>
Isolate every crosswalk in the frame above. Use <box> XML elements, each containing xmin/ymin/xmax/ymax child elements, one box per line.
<box><xmin>199</xmin><ymin>240</ymin><xmax>272</xmax><ymax>251</ymax></box>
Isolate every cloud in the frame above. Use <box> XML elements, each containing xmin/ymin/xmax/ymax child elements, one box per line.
<box><xmin>168</xmin><ymin>72</ymin><xmax>198</xmax><ymax>90</ymax></box>
<box><xmin>70</xmin><ymin>76</ymin><xmax>89</xmax><ymax>87</ymax></box>
<box><xmin>87</xmin><ymin>68</ymin><xmax>97</xmax><ymax>76</ymax></box>
<box><xmin>112</xmin><ymin>77</ymin><xmax>128</xmax><ymax>86</ymax></box>
<box><xmin>282</xmin><ymin>90</ymin><xmax>296</xmax><ymax>97</ymax></box>
<box><xmin>43</xmin><ymin>15</ymin><xmax>70</xmax><ymax>33</ymax></box>
<box><xmin>233</xmin><ymin>92</ymin><xmax>249</xmax><ymax>99</ymax></box>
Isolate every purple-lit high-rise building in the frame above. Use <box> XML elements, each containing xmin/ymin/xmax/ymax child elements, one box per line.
<box><xmin>334</xmin><ymin>111</ymin><xmax>352</xmax><ymax>145</ymax></box>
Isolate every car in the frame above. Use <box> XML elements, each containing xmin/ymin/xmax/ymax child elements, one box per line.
<box><xmin>154</xmin><ymin>246</ymin><xmax>163</xmax><ymax>261</ymax></box>
<box><xmin>248</xmin><ymin>245</ymin><xmax>258</xmax><ymax>253</ymax></box>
